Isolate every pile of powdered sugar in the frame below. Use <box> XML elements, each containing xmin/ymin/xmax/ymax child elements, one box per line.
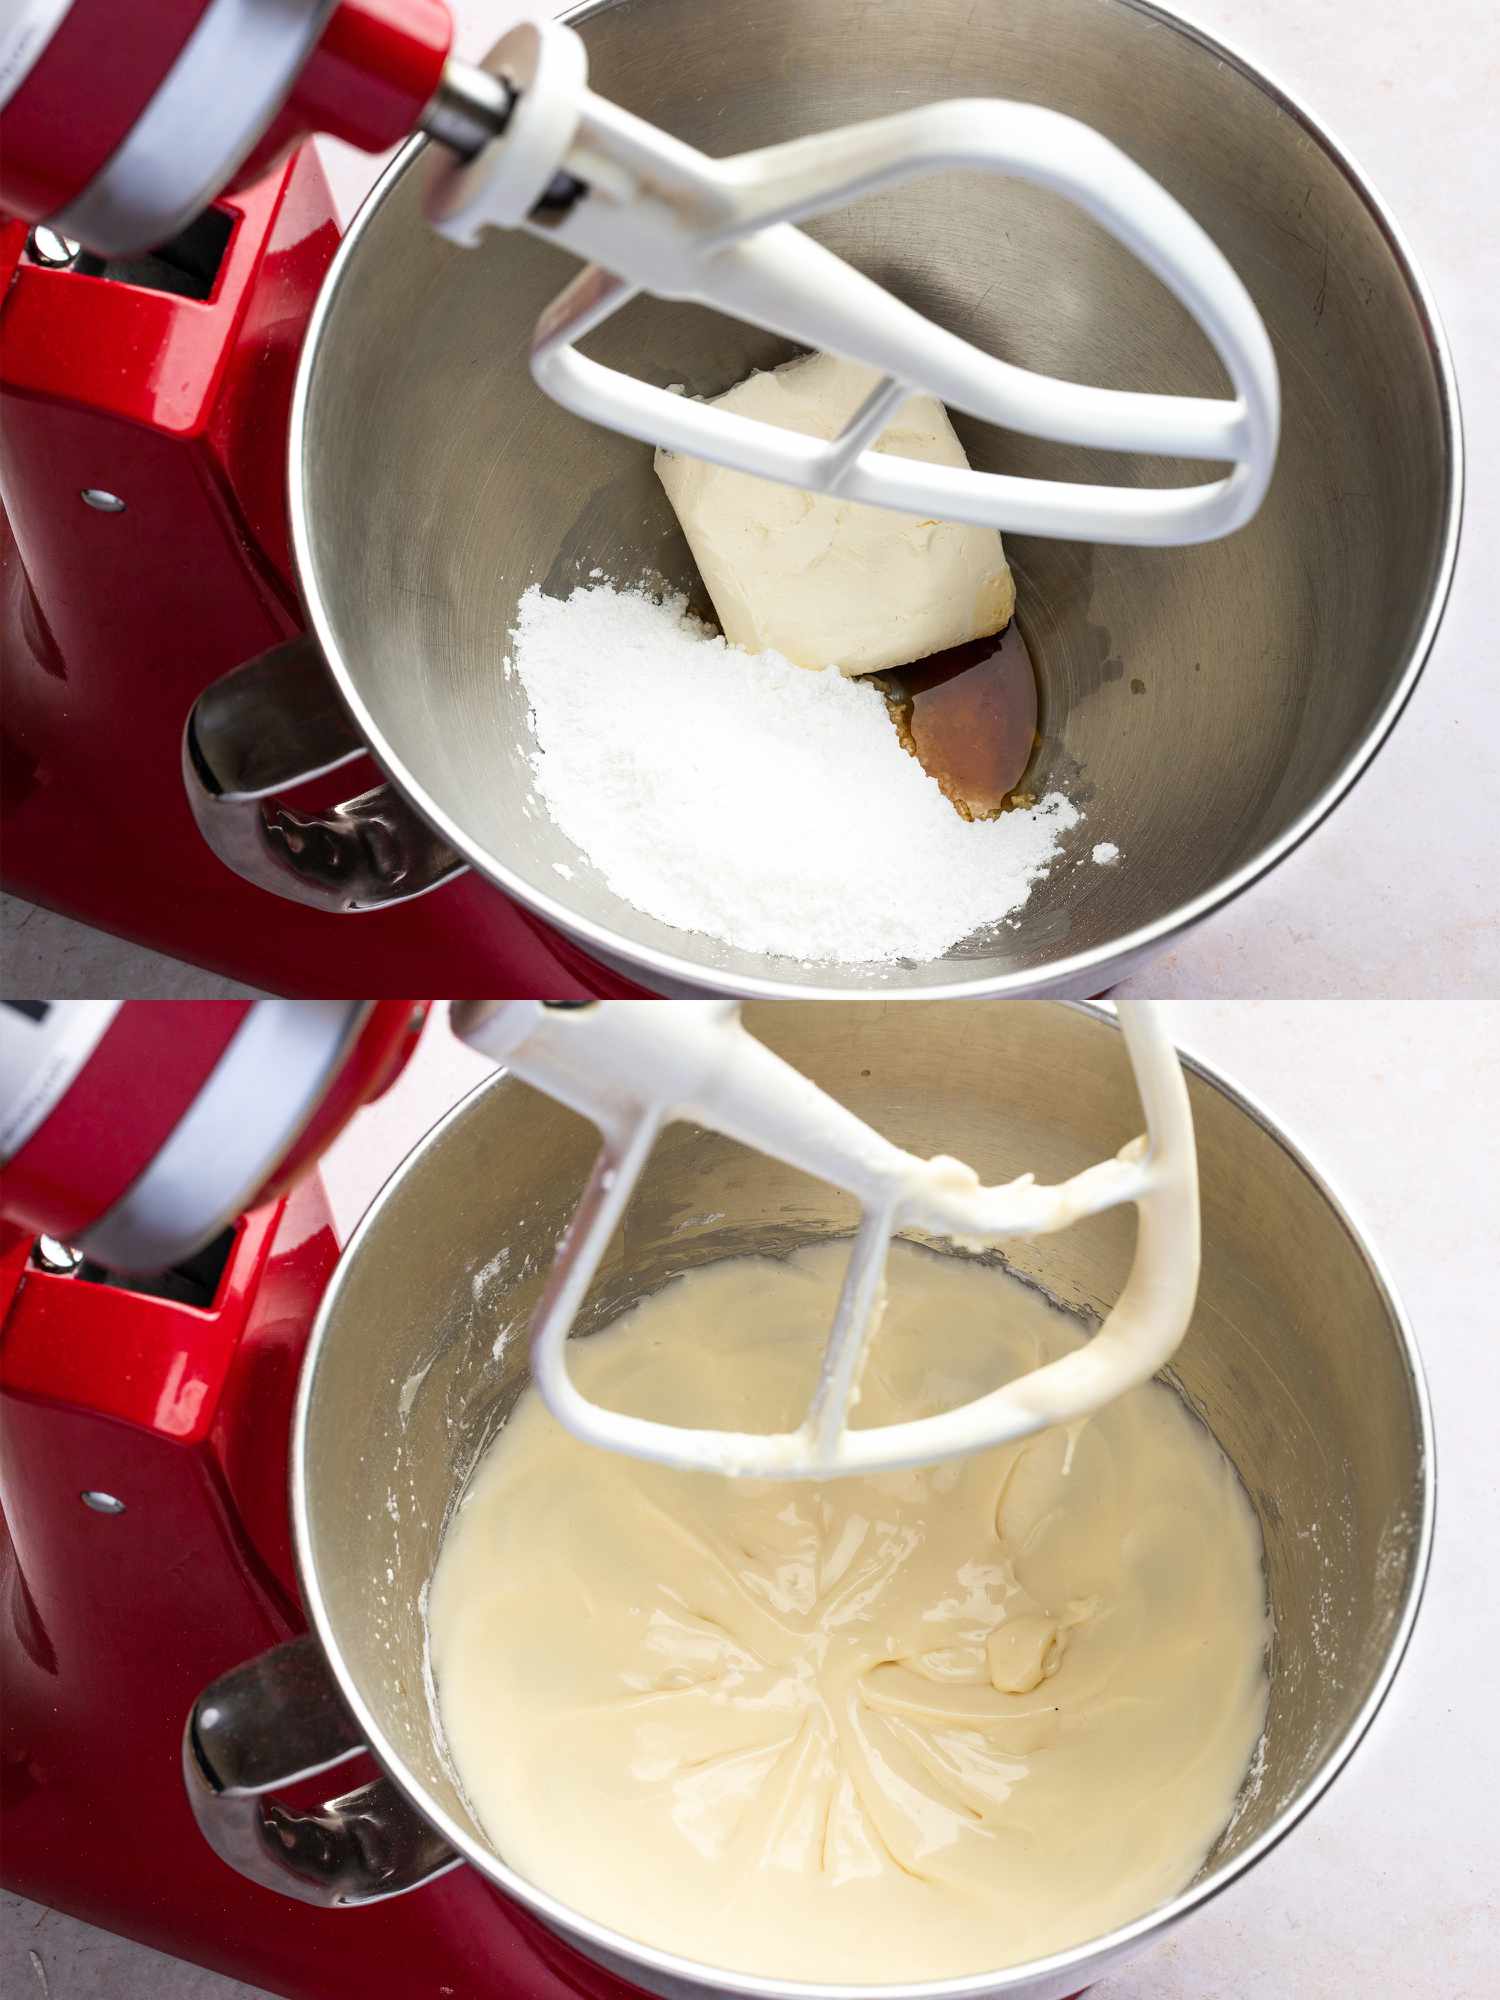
<box><xmin>506</xmin><ymin>582</ymin><xmax>1083</xmax><ymax>965</ymax></box>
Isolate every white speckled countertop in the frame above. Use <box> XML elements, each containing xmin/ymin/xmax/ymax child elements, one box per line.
<box><xmin>3</xmin><ymin>999</ymin><xmax>1497</xmax><ymax>1996</ymax></box>
<box><xmin>1099</xmin><ymin>0</ymin><xmax>1496</xmax><ymax>1000</ymax></box>
<box><xmin>1</xmin><ymin>0</ymin><xmax>1496</xmax><ymax>999</ymax></box>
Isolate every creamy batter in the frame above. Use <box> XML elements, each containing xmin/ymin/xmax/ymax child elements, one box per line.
<box><xmin>428</xmin><ymin>1242</ymin><xmax>1269</xmax><ymax>1983</ymax></box>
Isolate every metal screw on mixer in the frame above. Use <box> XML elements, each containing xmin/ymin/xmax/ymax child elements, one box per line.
<box><xmin>80</xmin><ymin>1492</ymin><xmax>126</xmax><ymax>1515</ymax></box>
<box><xmin>27</xmin><ymin>227</ymin><xmax>78</xmax><ymax>268</ymax></box>
<box><xmin>34</xmin><ymin>1238</ymin><xmax>83</xmax><ymax>1273</ymax></box>
<box><xmin>80</xmin><ymin>490</ymin><xmax>126</xmax><ymax>513</ymax></box>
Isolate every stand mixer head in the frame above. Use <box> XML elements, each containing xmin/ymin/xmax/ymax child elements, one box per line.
<box><xmin>454</xmin><ymin>998</ymin><xmax>1200</xmax><ymax>1478</ymax></box>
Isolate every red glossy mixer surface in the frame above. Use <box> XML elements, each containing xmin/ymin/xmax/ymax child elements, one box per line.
<box><xmin>0</xmin><ymin>0</ymin><xmax>643</xmax><ymax>998</ymax></box>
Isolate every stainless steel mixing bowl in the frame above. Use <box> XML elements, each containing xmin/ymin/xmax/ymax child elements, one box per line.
<box><xmin>187</xmin><ymin>1003</ymin><xmax>1432</xmax><ymax>1999</ymax></box>
<box><xmin>271</xmin><ymin>0</ymin><xmax>1459</xmax><ymax>996</ymax></box>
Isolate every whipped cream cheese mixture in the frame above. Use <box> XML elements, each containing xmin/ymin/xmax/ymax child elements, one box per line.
<box><xmin>428</xmin><ymin>1242</ymin><xmax>1269</xmax><ymax>1983</ymax></box>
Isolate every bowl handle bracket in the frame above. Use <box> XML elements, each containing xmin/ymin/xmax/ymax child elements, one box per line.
<box><xmin>183</xmin><ymin>635</ymin><xmax>467</xmax><ymax>912</ymax></box>
<box><xmin>183</xmin><ymin>1631</ymin><xmax>461</xmax><ymax>1906</ymax></box>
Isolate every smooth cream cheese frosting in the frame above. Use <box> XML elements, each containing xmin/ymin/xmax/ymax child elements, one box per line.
<box><xmin>654</xmin><ymin>352</ymin><xmax>1016</xmax><ymax>675</ymax></box>
<box><xmin>428</xmin><ymin>1242</ymin><xmax>1269</xmax><ymax>1984</ymax></box>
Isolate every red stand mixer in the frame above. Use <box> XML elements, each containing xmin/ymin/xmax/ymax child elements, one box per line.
<box><xmin>0</xmin><ymin>0</ymin><xmax>648</xmax><ymax>997</ymax></box>
<box><xmin>0</xmin><ymin>995</ymin><xmax>648</xmax><ymax>1994</ymax></box>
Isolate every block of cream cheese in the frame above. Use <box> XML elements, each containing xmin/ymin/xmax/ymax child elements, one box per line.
<box><xmin>654</xmin><ymin>352</ymin><xmax>1015</xmax><ymax>676</ymax></box>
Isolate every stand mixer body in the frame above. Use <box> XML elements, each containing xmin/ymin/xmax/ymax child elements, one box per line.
<box><xmin>0</xmin><ymin>141</ymin><xmax>641</xmax><ymax>996</ymax></box>
<box><xmin>0</xmin><ymin>1176</ymin><xmax>651</xmax><ymax>1999</ymax></box>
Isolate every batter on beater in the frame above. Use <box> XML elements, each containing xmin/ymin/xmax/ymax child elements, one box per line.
<box><xmin>427</xmin><ymin>1241</ymin><xmax>1269</xmax><ymax>1983</ymax></box>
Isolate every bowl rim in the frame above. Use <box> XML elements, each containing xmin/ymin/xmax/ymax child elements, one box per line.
<box><xmin>288</xmin><ymin>0</ymin><xmax>1464</xmax><ymax>1001</ymax></box>
<box><xmin>290</xmin><ymin>1001</ymin><xmax>1437</xmax><ymax>1998</ymax></box>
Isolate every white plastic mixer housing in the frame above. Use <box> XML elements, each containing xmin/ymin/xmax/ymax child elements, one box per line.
<box><xmin>425</xmin><ymin>15</ymin><xmax>1279</xmax><ymax>546</ymax></box>
<box><xmin>453</xmin><ymin>999</ymin><xmax>1200</xmax><ymax>1479</ymax></box>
